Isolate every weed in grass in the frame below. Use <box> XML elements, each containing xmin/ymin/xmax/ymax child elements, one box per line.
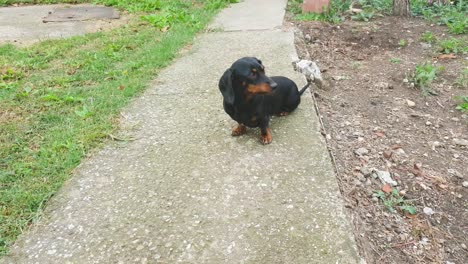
<box><xmin>420</xmin><ymin>31</ymin><xmax>436</xmax><ymax>43</ymax></box>
<box><xmin>98</xmin><ymin>0</ymin><xmax>163</xmax><ymax>12</ymax></box>
<box><xmin>374</xmin><ymin>189</ymin><xmax>416</xmax><ymax>215</ymax></box>
<box><xmin>204</xmin><ymin>0</ymin><xmax>238</xmax><ymax>11</ymax></box>
<box><xmin>287</xmin><ymin>0</ymin><xmax>303</xmax><ymax>15</ymax></box>
<box><xmin>437</xmin><ymin>37</ymin><xmax>468</xmax><ymax>54</ymax></box>
<box><xmin>454</xmin><ymin>96</ymin><xmax>468</xmax><ymax>112</ymax></box>
<box><xmin>411</xmin><ymin>62</ymin><xmax>443</xmax><ymax>95</ymax></box>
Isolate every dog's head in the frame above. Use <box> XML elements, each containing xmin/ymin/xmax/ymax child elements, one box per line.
<box><xmin>219</xmin><ymin>57</ymin><xmax>277</xmax><ymax>105</ymax></box>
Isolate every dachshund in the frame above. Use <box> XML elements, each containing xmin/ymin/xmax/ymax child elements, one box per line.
<box><xmin>219</xmin><ymin>57</ymin><xmax>309</xmax><ymax>144</ymax></box>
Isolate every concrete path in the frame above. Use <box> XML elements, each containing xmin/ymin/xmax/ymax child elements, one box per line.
<box><xmin>2</xmin><ymin>1</ymin><xmax>360</xmax><ymax>263</ymax></box>
<box><xmin>0</xmin><ymin>5</ymin><xmax>122</xmax><ymax>45</ymax></box>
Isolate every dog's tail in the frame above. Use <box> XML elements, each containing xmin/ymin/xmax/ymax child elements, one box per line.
<box><xmin>298</xmin><ymin>81</ymin><xmax>311</xmax><ymax>96</ymax></box>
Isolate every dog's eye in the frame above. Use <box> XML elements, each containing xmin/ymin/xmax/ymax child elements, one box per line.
<box><xmin>250</xmin><ymin>72</ymin><xmax>257</xmax><ymax>78</ymax></box>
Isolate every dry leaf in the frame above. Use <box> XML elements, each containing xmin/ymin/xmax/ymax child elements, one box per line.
<box><xmin>437</xmin><ymin>54</ymin><xmax>457</xmax><ymax>59</ymax></box>
<box><xmin>382</xmin><ymin>184</ymin><xmax>392</xmax><ymax>193</ymax></box>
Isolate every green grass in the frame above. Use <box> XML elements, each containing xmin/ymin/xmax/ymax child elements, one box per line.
<box><xmin>0</xmin><ymin>0</ymin><xmax>234</xmax><ymax>256</ymax></box>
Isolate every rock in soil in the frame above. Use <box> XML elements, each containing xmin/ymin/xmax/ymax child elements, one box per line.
<box><xmin>354</xmin><ymin>147</ymin><xmax>369</xmax><ymax>156</ymax></box>
<box><xmin>373</xmin><ymin>170</ymin><xmax>398</xmax><ymax>186</ymax></box>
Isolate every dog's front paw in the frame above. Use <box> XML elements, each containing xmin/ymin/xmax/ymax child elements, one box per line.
<box><xmin>231</xmin><ymin>124</ymin><xmax>247</xmax><ymax>136</ymax></box>
<box><xmin>259</xmin><ymin>128</ymin><xmax>272</xmax><ymax>145</ymax></box>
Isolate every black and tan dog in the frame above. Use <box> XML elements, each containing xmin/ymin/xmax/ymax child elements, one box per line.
<box><xmin>219</xmin><ymin>57</ymin><xmax>310</xmax><ymax>144</ymax></box>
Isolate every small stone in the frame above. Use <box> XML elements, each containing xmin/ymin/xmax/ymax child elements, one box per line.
<box><xmin>448</xmin><ymin>169</ymin><xmax>463</xmax><ymax>179</ymax></box>
<box><xmin>453</xmin><ymin>138</ymin><xmax>468</xmax><ymax>146</ymax></box>
<box><xmin>454</xmin><ymin>154</ymin><xmax>460</xmax><ymax>159</ymax></box>
<box><xmin>332</xmin><ymin>75</ymin><xmax>349</xmax><ymax>81</ymax></box>
<box><xmin>421</xmin><ymin>43</ymin><xmax>432</xmax><ymax>49</ymax></box>
<box><xmin>423</xmin><ymin>207</ymin><xmax>434</xmax><ymax>215</ymax></box>
<box><xmin>419</xmin><ymin>237</ymin><xmax>429</xmax><ymax>245</ymax></box>
<box><xmin>365</xmin><ymin>178</ymin><xmax>372</xmax><ymax>186</ymax></box>
<box><xmin>461</xmin><ymin>243</ymin><xmax>467</xmax><ymax>250</ymax></box>
<box><xmin>373</xmin><ymin>170</ymin><xmax>398</xmax><ymax>186</ymax></box>
<box><xmin>463</xmin><ymin>181</ymin><xmax>468</xmax><ymax>188</ymax></box>
<box><xmin>372</xmin><ymin>197</ymin><xmax>379</xmax><ymax>202</ymax></box>
<box><xmin>394</xmin><ymin>148</ymin><xmax>406</xmax><ymax>155</ymax></box>
<box><xmin>432</xmin><ymin>141</ymin><xmax>442</xmax><ymax>149</ymax></box>
<box><xmin>451</xmin><ymin>117</ymin><xmax>459</xmax><ymax>122</ymax></box>
<box><xmin>305</xmin><ymin>34</ymin><xmax>312</xmax><ymax>42</ymax></box>
<box><xmin>383</xmin><ymin>150</ymin><xmax>393</xmax><ymax>159</ymax></box>
<box><xmin>355</xmin><ymin>147</ymin><xmax>369</xmax><ymax>156</ymax></box>
<box><xmin>406</xmin><ymin>99</ymin><xmax>416</xmax><ymax>107</ymax></box>
<box><xmin>403</xmin><ymin>78</ymin><xmax>409</xmax><ymax>83</ymax></box>
<box><xmin>375</xmin><ymin>82</ymin><xmax>390</xmax><ymax>89</ymax></box>
<box><xmin>426</xmin><ymin>121</ymin><xmax>432</xmax><ymax>126</ymax></box>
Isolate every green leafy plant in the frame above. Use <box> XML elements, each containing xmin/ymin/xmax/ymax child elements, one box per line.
<box><xmin>420</xmin><ymin>31</ymin><xmax>436</xmax><ymax>43</ymax></box>
<box><xmin>358</xmin><ymin>0</ymin><xmax>392</xmax><ymax>13</ymax></box>
<box><xmin>437</xmin><ymin>37</ymin><xmax>468</xmax><ymax>54</ymax></box>
<box><xmin>411</xmin><ymin>63</ymin><xmax>443</xmax><ymax>95</ymax></box>
<box><xmin>374</xmin><ymin>189</ymin><xmax>417</xmax><ymax>215</ymax></box>
<box><xmin>398</xmin><ymin>39</ymin><xmax>407</xmax><ymax>47</ymax></box>
<box><xmin>412</xmin><ymin>0</ymin><xmax>468</xmax><ymax>34</ymax></box>
<box><xmin>454</xmin><ymin>96</ymin><xmax>468</xmax><ymax>112</ymax></box>
<box><xmin>351</xmin><ymin>11</ymin><xmax>374</xmax><ymax>22</ymax></box>
<box><xmin>287</xmin><ymin>0</ymin><xmax>303</xmax><ymax>15</ymax></box>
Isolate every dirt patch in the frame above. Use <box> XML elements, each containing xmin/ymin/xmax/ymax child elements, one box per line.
<box><xmin>293</xmin><ymin>16</ymin><xmax>467</xmax><ymax>263</ymax></box>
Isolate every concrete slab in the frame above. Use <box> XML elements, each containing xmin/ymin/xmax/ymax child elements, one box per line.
<box><xmin>0</xmin><ymin>5</ymin><xmax>123</xmax><ymax>45</ymax></box>
<box><xmin>209</xmin><ymin>0</ymin><xmax>288</xmax><ymax>31</ymax></box>
<box><xmin>2</xmin><ymin>29</ymin><xmax>359</xmax><ymax>264</ymax></box>
<box><xmin>2</xmin><ymin>0</ymin><xmax>360</xmax><ymax>263</ymax></box>
<box><xmin>43</xmin><ymin>6</ymin><xmax>120</xmax><ymax>22</ymax></box>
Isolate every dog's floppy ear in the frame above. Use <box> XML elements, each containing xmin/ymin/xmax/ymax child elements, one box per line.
<box><xmin>219</xmin><ymin>68</ymin><xmax>235</xmax><ymax>105</ymax></box>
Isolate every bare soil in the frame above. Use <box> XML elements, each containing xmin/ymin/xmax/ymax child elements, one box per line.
<box><xmin>293</xmin><ymin>16</ymin><xmax>467</xmax><ymax>263</ymax></box>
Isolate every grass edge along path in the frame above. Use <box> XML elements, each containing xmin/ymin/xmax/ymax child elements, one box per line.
<box><xmin>0</xmin><ymin>0</ymin><xmax>236</xmax><ymax>256</ymax></box>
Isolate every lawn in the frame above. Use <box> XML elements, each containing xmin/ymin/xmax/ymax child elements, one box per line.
<box><xmin>0</xmin><ymin>0</ymin><xmax>235</xmax><ymax>256</ymax></box>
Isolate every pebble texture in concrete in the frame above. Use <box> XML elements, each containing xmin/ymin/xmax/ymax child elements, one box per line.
<box><xmin>209</xmin><ymin>0</ymin><xmax>287</xmax><ymax>31</ymax></box>
<box><xmin>2</xmin><ymin>0</ymin><xmax>360</xmax><ymax>263</ymax></box>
